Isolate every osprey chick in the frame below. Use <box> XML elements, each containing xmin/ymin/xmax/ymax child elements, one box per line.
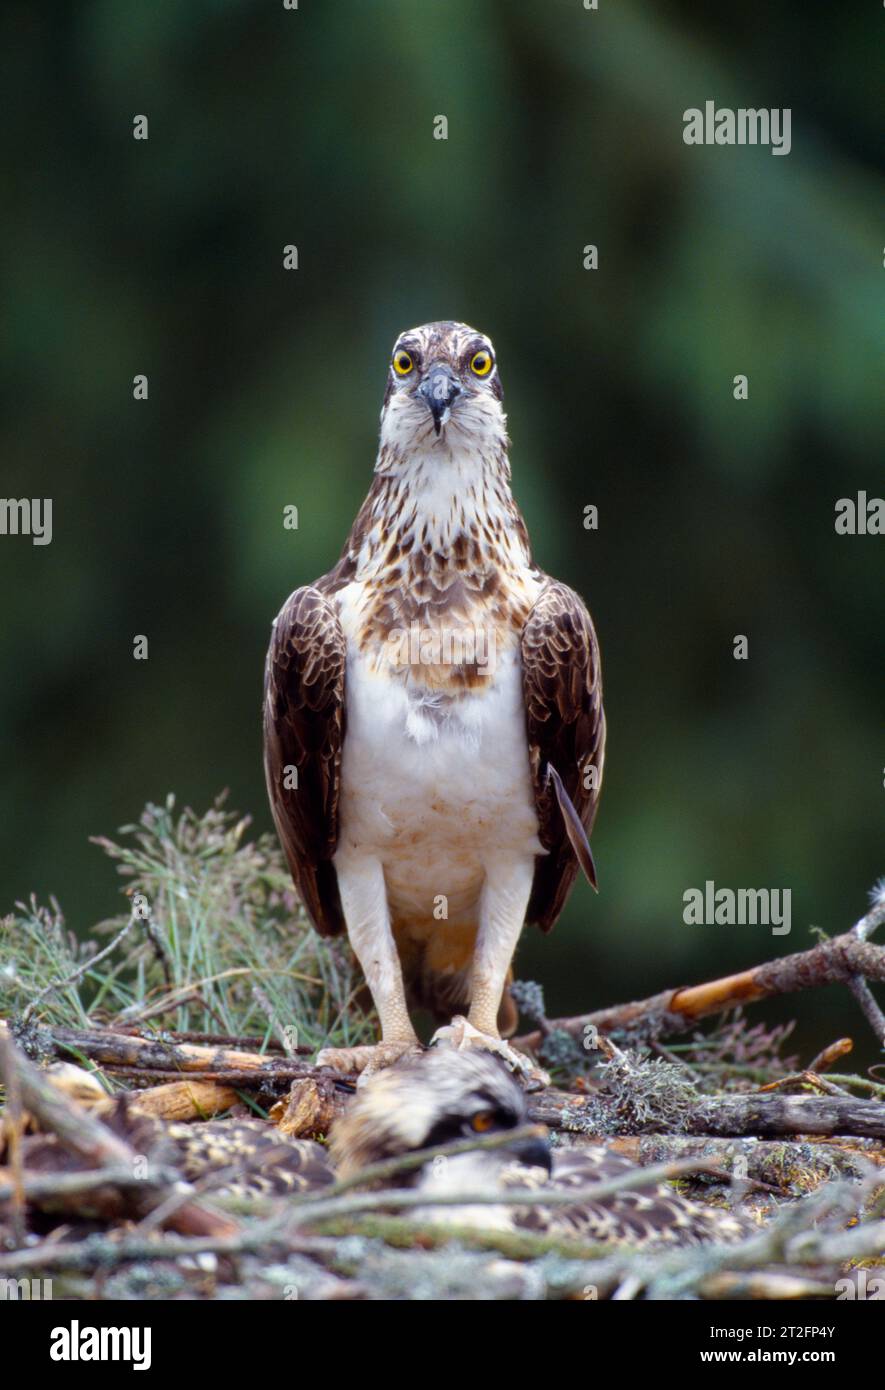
<box><xmin>330</xmin><ymin>1049</ymin><xmax>747</xmax><ymax>1248</ymax></box>
<box><xmin>20</xmin><ymin>1056</ymin><xmax>747</xmax><ymax>1251</ymax></box>
<box><xmin>264</xmin><ymin>322</ymin><xmax>605</xmax><ymax>1079</ymax></box>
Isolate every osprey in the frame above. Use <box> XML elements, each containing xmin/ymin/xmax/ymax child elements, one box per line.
<box><xmin>18</xmin><ymin>1055</ymin><xmax>747</xmax><ymax>1250</ymax></box>
<box><xmin>327</xmin><ymin>1049</ymin><xmax>748</xmax><ymax>1247</ymax></box>
<box><xmin>264</xmin><ymin>321</ymin><xmax>605</xmax><ymax>1079</ymax></box>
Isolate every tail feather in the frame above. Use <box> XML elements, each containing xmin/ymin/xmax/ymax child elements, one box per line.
<box><xmin>405</xmin><ymin>963</ymin><xmax>519</xmax><ymax>1038</ymax></box>
<box><xmin>547</xmin><ymin>762</ymin><xmax>598</xmax><ymax>891</ymax></box>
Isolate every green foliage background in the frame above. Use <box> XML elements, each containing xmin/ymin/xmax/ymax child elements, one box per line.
<box><xmin>1</xmin><ymin>1</ymin><xmax>882</xmax><ymax>1052</ymax></box>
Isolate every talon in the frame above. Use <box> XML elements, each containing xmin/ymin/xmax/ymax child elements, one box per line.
<box><xmin>316</xmin><ymin>1040</ymin><xmax>424</xmax><ymax>1082</ymax></box>
<box><xmin>430</xmin><ymin>1016</ymin><xmax>550</xmax><ymax>1089</ymax></box>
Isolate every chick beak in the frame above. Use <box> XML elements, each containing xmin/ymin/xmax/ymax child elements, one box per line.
<box><xmin>508</xmin><ymin>1132</ymin><xmax>553</xmax><ymax>1174</ymax></box>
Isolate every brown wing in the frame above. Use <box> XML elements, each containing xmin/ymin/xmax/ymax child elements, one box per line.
<box><xmin>521</xmin><ymin>578</ymin><xmax>606</xmax><ymax>932</ymax></box>
<box><xmin>510</xmin><ymin>1149</ymin><xmax>748</xmax><ymax>1248</ymax></box>
<box><xmin>164</xmin><ymin>1119</ymin><xmax>336</xmax><ymax>1199</ymax></box>
<box><xmin>263</xmin><ymin>585</ymin><xmax>346</xmax><ymax>937</ymax></box>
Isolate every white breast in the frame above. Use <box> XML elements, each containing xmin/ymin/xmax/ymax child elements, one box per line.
<box><xmin>333</xmin><ymin>582</ymin><xmax>542</xmax><ymax>926</ymax></box>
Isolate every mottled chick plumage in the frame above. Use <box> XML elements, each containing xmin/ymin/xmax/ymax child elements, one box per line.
<box><xmin>15</xmin><ymin>1054</ymin><xmax>747</xmax><ymax>1248</ymax></box>
<box><xmin>330</xmin><ymin>1049</ymin><xmax>748</xmax><ymax>1248</ymax></box>
<box><xmin>138</xmin><ymin>1052</ymin><xmax>745</xmax><ymax>1248</ymax></box>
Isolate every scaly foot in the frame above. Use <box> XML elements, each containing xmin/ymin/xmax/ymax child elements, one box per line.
<box><xmin>430</xmin><ymin>1016</ymin><xmax>550</xmax><ymax>1089</ymax></box>
<box><xmin>316</xmin><ymin>1038</ymin><xmax>425</xmax><ymax>1083</ymax></box>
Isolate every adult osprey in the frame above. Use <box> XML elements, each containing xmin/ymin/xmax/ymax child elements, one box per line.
<box><xmin>264</xmin><ymin>321</ymin><xmax>605</xmax><ymax>1079</ymax></box>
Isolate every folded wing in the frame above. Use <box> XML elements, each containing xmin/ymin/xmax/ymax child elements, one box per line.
<box><xmin>521</xmin><ymin>578</ymin><xmax>606</xmax><ymax>932</ymax></box>
<box><xmin>263</xmin><ymin>584</ymin><xmax>347</xmax><ymax>937</ymax></box>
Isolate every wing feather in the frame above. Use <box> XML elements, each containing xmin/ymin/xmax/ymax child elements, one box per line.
<box><xmin>263</xmin><ymin>585</ymin><xmax>346</xmax><ymax>937</ymax></box>
<box><xmin>521</xmin><ymin>578</ymin><xmax>605</xmax><ymax>932</ymax></box>
<box><xmin>509</xmin><ymin>1149</ymin><xmax>748</xmax><ymax>1247</ymax></box>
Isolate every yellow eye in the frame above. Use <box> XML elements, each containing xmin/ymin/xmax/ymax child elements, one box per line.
<box><xmin>471</xmin><ymin>1111</ymin><xmax>495</xmax><ymax>1133</ymax></box>
<box><xmin>470</xmin><ymin>350</ymin><xmax>493</xmax><ymax>377</ymax></box>
<box><xmin>393</xmin><ymin>350</ymin><xmax>414</xmax><ymax>376</ymax></box>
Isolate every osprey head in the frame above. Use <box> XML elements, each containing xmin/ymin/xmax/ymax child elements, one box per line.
<box><xmin>329</xmin><ymin>1047</ymin><xmax>550</xmax><ymax>1181</ymax></box>
<box><xmin>380</xmin><ymin>320</ymin><xmax>506</xmax><ymax>454</ymax></box>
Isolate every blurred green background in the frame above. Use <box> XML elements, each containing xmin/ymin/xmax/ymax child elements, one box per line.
<box><xmin>1</xmin><ymin>0</ymin><xmax>883</xmax><ymax>1057</ymax></box>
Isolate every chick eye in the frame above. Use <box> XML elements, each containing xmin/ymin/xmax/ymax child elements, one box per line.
<box><xmin>470</xmin><ymin>1111</ymin><xmax>496</xmax><ymax>1133</ymax></box>
<box><xmin>470</xmin><ymin>350</ymin><xmax>493</xmax><ymax>377</ymax></box>
<box><xmin>393</xmin><ymin>350</ymin><xmax>414</xmax><ymax>376</ymax></box>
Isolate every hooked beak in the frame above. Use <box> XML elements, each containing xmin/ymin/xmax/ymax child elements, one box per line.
<box><xmin>507</xmin><ymin>1131</ymin><xmax>552</xmax><ymax>1174</ymax></box>
<box><xmin>417</xmin><ymin>363</ymin><xmax>461</xmax><ymax>435</ymax></box>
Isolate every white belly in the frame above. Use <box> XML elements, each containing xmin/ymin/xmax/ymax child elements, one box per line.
<box><xmin>334</xmin><ymin>630</ymin><xmax>542</xmax><ymax>929</ymax></box>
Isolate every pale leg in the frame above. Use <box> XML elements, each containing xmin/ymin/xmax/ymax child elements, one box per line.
<box><xmin>468</xmin><ymin>856</ymin><xmax>534</xmax><ymax>1034</ymax></box>
<box><xmin>432</xmin><ymin>857</ymin><xmax>549</xmax><ymax>1085</ymax></box>
<box><xmin>317</xmin><ymin>853</ymin><xmax>421</xmax><ymax>1076</ymax></box>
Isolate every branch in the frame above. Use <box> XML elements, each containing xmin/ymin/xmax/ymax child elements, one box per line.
<box><xmin>516</xmin><ymin>886</ymin><xmax>885</xmax><ymax>1049</ymax></box>
<box><xmin>291</xmin><ymin>1155</ymin><xmax>729</xmax><ymax>1225</ymax></box>
<box><xmin>0</xmin><ymin>1163</ymin><xmax>179</xmax><ymax>1204</ymax></box>
<box><xmin>0</xmin><ymin>1023</ymin><xmax>238</xmax><ymax>1240</ymax></box>
<box><xmin>16</xmin><ymin>1022</ymin><xmax>334</xmax><ymax>1088</ymax></box>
